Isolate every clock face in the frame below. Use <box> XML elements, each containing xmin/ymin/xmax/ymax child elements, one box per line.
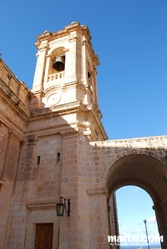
<box><xmin>47</xmin><ymin>93</ymin><xmax>60</xmax><ymax>105</ymax></box>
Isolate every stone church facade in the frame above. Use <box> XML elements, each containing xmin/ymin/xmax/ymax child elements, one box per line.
<box><xmin>0</xmin><ymin>22</ymin><xmax>167</xmax><ymax>249</ymax></box>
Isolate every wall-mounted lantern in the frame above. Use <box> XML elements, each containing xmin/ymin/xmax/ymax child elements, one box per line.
<box><xmin>56</xmin><ymin>196</ymin><xmax>70</xmax><ymax>217</ymax></box>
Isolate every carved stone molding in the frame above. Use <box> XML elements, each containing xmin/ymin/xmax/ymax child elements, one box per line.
<box><xmin>87</xmin><ymin>188</ymin><xmax>108</xmax><ymax>198</ymax></box>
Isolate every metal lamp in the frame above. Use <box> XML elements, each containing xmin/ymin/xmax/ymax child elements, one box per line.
<box><xmin>56</xmin><ymin>196</ymin><xmax>70</xmax><ymax>217</ymax></box>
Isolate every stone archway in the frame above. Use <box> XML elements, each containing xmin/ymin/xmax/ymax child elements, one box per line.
<box><xmin>106</xmin><ymin>154</ymin><xmax>167</xmax><ymax>248</ymax></box>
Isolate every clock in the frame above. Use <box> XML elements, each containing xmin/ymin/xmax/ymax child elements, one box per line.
<box><xmin>47</xmin><ymin>93</ymin><xmax>60</xmax><ymax>105</ymax></box>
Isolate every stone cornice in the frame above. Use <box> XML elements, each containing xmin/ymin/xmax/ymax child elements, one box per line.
<box><xmin>90</xmin><ymin>136</ymin><xmax>167</xmax><ymax>149</ymax></box>
<box><xmin>30</xmin><ymin>100</ymin><xmax>87</xmax><ymax>118</ymax></box>
<box><xmin>0</xmin><ymin>113</ymin><xmax>26</xmax><ymax>141</ymax></box>
<box><xmin>29</xmin><ymin>100</ymin><xmax>107</xmax><ymax>141</ymax></box>
<box><xmin>0</xmin><ymin>58</ymin><xmax>21</xmax><ymax>85</ymax></box>
<box><xmin>0</xmin><ymin>58</ymin><xmax>30</xmax><ymax>92</ymax></box>
<box><xmin>25</xmin><ymin>122</ymin><xmax>78</xmax><ymax>138</ymax></box>
<box><xmin>36</xmin><ymin>22</ymin><xmax>91</xmax><ymax>44</ymax></box>
<box><xmin>27</xmin><ymin>203</ymin><xmax>56</xmax><ymax>211</ymax></box>
<box><xmin>87</xmin><ymin>188</ymin><xmax>108</xmax><ymax>197</ymax></box>
<box><xmin>0</xmin><ymin>77</ymin><xmax>30</xmax><ymax>120</ymax></box>
<box><xmin>35</xmin><ymin>22</ymin><xmax>99</xmax><ymax>67</ymax></box>
<box><xmin>0</xmin><ymin>178</ymin><xmax>6</xmax><ymax>186</ymax></box>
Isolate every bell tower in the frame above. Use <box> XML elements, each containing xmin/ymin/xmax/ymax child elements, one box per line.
<box><xmin>0</xmin><ymin>22</ymin><xmax>121</xmax><ymax>249</ymax></box>
<box><xmin>32</xmin><ymin>22</ymin><xmax>107</xmax><ymax>141</ymax></box>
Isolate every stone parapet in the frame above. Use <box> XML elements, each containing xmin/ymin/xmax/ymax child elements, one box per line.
<box><xmin>0</xmin><ymin>59</ymin><xmax>30</xmax><ymax>103</ymax></box>
<box><xmin>0</xmin><ymin>59</ymin><xmax>30</xmax><ymax>119</ymax></box>
<box><xmin>91</xmin><ymin>135</ymin><xmax>167</xmax><ymax>149</ymax></box>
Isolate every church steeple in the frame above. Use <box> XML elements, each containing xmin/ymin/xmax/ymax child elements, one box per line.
<box><xmin>32</xmin><ymin>22</ymin><xmax>107</xmax><ymax>141</ymax></box>
<box><xmin>32</xmin><ymin>22</ymin><xmax>99</xmax><ymax>107</ymax></box>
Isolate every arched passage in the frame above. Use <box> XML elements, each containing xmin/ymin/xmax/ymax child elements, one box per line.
<box><xmin>106</xmin><ymin>154</ymin><xmax>167</xmax><ymax>248</ymax></box>
<box><xmin>116</xmin><ymin>185</ymin><xmax>161</xmax><ymax>247</ymax></box>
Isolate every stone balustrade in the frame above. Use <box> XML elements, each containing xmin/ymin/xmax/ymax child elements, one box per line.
<box><xmin>47</xmin><ymin>72</ymin><xmax>65</xmax><ymax>81</ymax></box>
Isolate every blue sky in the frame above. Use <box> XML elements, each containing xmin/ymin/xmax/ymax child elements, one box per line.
<box><xmin>0</xmin><ymin>0</ymin><xmax>166</xmax><ymax>246</ymax></box>
<box><xmin>116</xmin><ymin>186</ymin><xmax>161</xmax><ymax>247</ymax></box>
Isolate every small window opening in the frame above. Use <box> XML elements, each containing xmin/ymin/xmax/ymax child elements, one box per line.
<box><xmin>37</xmin><ymin>156</ymin><xmax>41</xmax><ymax>166</ymax></box>
<box><xmin>57</xmin><ymin>153</ymin><xmax>60</xmax><ymax>163</ymax></box>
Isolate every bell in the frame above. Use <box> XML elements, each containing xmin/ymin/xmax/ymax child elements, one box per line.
<box><xmin>53</xmin><ymin>56</ymin><xmax>65</xmax><ymax>71</ymax></box>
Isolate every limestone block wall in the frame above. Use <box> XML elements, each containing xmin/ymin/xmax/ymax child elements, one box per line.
<box><xmin>0</xmin><ymin>121</ymin><xmax>24</xmax><ymax>249</ymax></box>
<box><xmin>0</xmin><ymin>123</ymin><xmax>8</xmax><ymax>176</ymax></box>
<box><xmin>4</xmin><ymin>128</ymin><xmax>114</xmax><ymax>249</ymax></box>
<box><xmin>28</xmin><ymin>134</ymin><xmax>62</xmax><ymax>204</ymax></box>
<box><xmin>59</xmin><ymin>133</ymin><xmax>112</xmax><ymax>249</ymax></box>
<box><xmin>5</xmin><ymin>137</ymin><xmax>36</xmax><ymax>248</ymax></box>
<box><xmin>0</xmin><ymin>59</ymin><xmax>30</xmax><ymax>248</ymax></box>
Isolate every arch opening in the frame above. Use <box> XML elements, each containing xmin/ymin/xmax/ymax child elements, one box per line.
<box><xmin>112</xmin><ymin>185</ymin><xmax>161</xmax><ymax>248</ymax></box>
<box><xmin>106</xmin><ymin>154</ymin><xmax>167</xmax><ymax>249</ymax></box>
